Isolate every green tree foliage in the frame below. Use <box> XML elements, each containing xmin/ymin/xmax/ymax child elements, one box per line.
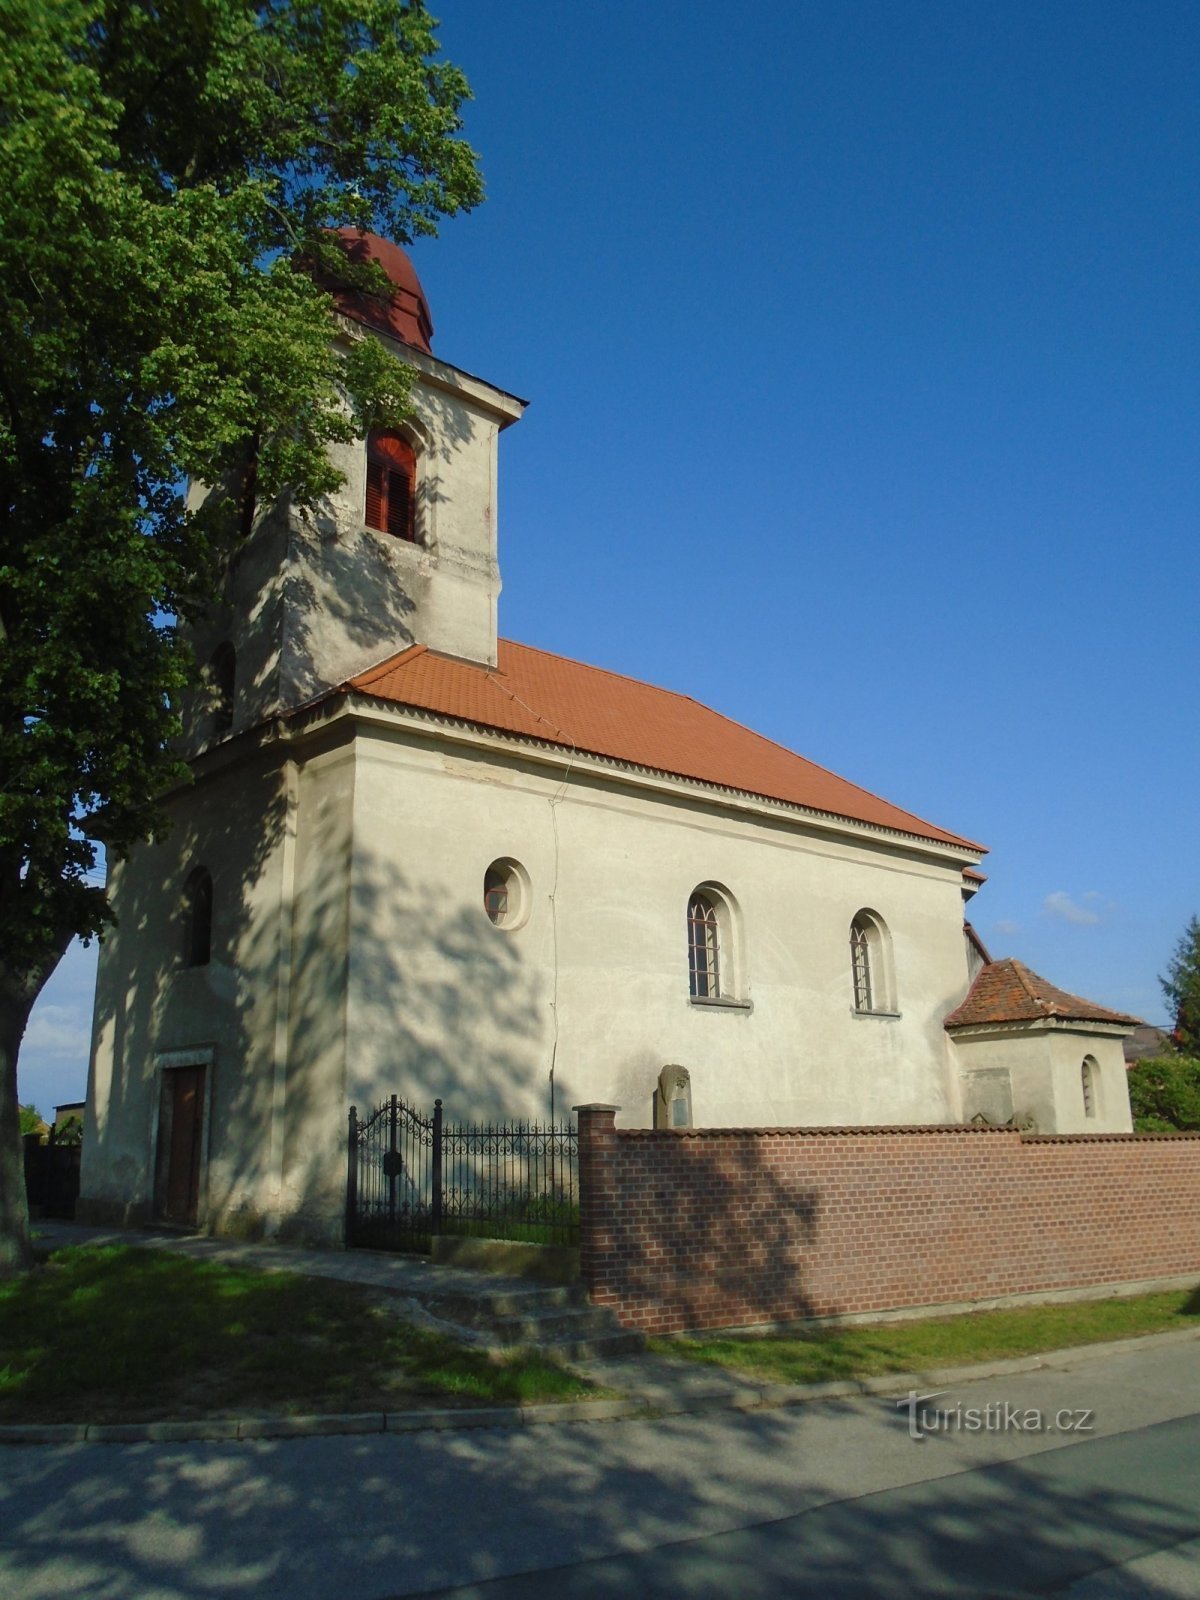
<box><xmin>1161</xmin><ymin>915</ymin><xmax>1200</xmax><ymax>1056</ymax></box>
<box><xmin>1127</xmin><ymin>1055</ymin><xmax>1200</xmax><ymax>1134</ymax></box>
<box><xmin>0</xmin><ymin>0</ymin><xmax>483</xmax><ymax>1271</ymax></box>
<box><xmin>17</xmin><ymin>1105</ymin><xmax>45</xmax><ymax>1138</ymax></box>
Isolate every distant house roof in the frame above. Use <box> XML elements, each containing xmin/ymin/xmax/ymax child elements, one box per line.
<box><xmin>945</xmin><ymin>958</ymin><xmax>1140</xmax><ymax>1030</ymax></box>
<box><xmin>1123</xmin><ymin>1023</ymin><xmax>1171</xmax><ymax>1064</ymax></box>
<box><xmin>342</xmin><ymin>640</ymin><xmax>985</xmax><ymax>852</ymax></box>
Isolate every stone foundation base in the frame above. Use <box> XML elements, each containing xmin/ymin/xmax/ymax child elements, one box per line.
<box><xmin>75</xmin><ymin>1196</ymin><xmax>151</xmax><ymax>1229</ymax></box>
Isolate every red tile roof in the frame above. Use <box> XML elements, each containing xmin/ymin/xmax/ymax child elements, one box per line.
<box><xmin>343</xmin><ymin>640</ymin><xmax>984</xmax><ymax>851</ymax></box>
<box><xmin>945</xmin><ymin>959</ymin><xmax>1139</xmax><ymax>1029</ymax></box>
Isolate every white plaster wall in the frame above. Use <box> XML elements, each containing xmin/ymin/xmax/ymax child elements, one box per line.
<box><xmin>953</xmin><ymin>1031</ymin><xmax>1057</xmax><ymax>1131</ymax></box>
<box><xmin>178</xmin><ymin>349</ymin><xmax>523</xmax><ymax>760</ymax></box>
<box><xmin>277</xmin><ymin>737</ymin><xmax>357</xmax><ymax>1232</ymax></box>
<box><xmin>81</xmin><ymin>752</ymin><xmax>291</xmax><ymax>1231</ymax></box>
<box><xmin>318</xmin><ymin>351</ymin><xmax>515</xmax><ymax>673</ymax></box>
<box><xmin>951</xmin><ymin>1028</ymin><xmax>1133</xmax><ymax>1133</ymax></box>
<box><xmin>1046</xmin><ymin>1031</ymin><xmax>1133</xmax><ymax>1134</ymax></box>
<box><xmin>342</xmin><ymin>727</ymin><xmax>977</xmax><ymax>1130</ymax></box>
<box><xmin>179</xmin><ymin>487</ymin><xmax>290</xmax><ymax>746</ymax></box>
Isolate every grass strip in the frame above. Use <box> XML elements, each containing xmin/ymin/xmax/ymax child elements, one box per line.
<box><xmin>0</xmin><ymin>1245</ymin><xmax>597</xmax><ymax>1424</ymax></box>
<box><xmin>649</xmin><ymin>1287</ymin><xmax>1200</xmax><ymax>1386</ymax></box>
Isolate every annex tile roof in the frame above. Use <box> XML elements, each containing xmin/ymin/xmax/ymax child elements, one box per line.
<box><xmin>343</xmin><ymin>640</ymin><xmax>984</xmax><ymax>851</ymax></box>
<box><xmin>945</xmin><ymin>958</ymin><xmax>1140</xmax><ymax>1030</ymax></box>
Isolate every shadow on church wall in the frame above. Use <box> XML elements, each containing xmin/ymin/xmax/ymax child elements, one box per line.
<box><xmin>83</xmin><ymin>726</ymin><xmax>547</xmax><ymax>1246</ymax></box>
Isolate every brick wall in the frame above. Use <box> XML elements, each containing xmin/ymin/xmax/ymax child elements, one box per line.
<box><xmin>574</xmin><ymin>1106</ymin><xmax>1200</xmax><ymax>1335</ymax></box>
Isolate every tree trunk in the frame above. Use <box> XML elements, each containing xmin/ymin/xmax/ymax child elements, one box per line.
<box><xmin>0</xmin><ymin>941</ymin><xmax>71</xmax><ymax>1276</ymax></box>
<box><xmin>0</xmin><ymin>990</ymin><xmax>35</xmax><ymax>1275</ymax></box>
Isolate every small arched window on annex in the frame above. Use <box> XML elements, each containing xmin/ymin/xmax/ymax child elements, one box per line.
<box><xmin>209</xmin><ymin>642</ymin><xmax>236</xmax><ymax>736</ymax></box>
<box><xmin>365</xmin><ymin>429</ymin><xmax>420</xmax><ymax>544</ymax></box>
<box><xmin>1081</xmin><ymin>1055</ymin><xmax>1100</xmax><ymax>1120</ymax></box>
<box><xmin>183</xmin><ymin>867</ymin><xmax>214</xmax><ymax>968</ymax></box>
<box><xmin>849</xmin><ymin>909</ymin><xmax>896</xmax><ymax>1016</ymax></box>
<box><xmin>687</xmin><ymin>883</ymin><xmax>745</xmax><ymax>1007</ymax></box>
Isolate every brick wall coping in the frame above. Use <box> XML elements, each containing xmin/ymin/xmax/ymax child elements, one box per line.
<box><xmin>612</xmin><ymin>1122</ymin><xmax>1011</xmax><ymax>1139</ymax></box>
<box><xmin>610</xmin><ymin>1124</ymin><xmax>1200</xmax><ymax>1143</ymax></box>
<box><xmin>1021</xmin><ymin>1131</ymin><xmax>1200</xmax><ymax>1144</ymax></box>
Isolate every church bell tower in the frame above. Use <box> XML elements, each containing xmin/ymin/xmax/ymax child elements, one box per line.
<box><xmin>186</xmin><ymin>231</ymin><xmax>526</xmax><ymax>748</ymax></box>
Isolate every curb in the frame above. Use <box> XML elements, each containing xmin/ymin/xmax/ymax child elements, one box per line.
<box><xmin>0</xmin><ymin>1397</ymin><xmax>650</xmax><ymax>1446</ymax></box>
<box><xmin>2</xmin><ymin>1326</ymin><xmax>1196</xmax><ymax>1447</ymax></box>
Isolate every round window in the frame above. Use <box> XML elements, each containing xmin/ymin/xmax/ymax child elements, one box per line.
<box><xmin>483</xmin><ymin>859</ymin><xmax>529</xmax><ymax>930</ymax></box>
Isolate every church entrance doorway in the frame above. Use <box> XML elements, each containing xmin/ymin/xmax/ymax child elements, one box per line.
<box><xmin>156</xmin><ymin>1065</ymin><xmax>206</xmax><ymax>1227</ymax></box>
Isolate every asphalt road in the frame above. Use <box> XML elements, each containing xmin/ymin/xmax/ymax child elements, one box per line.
<box><xmin>2</xmin><ymin>1337</ymin><xmax>1198</xmax><ymax>1599</ymax></box>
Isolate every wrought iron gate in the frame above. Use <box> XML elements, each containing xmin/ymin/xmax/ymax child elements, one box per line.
<box><xmin>346</xmin><ymin>1096</ymin><xmax>579</xmax><ymax>1253</ymax></box>
<box><xmin>346</xmin><ymin>1095</ymin><xmax>441</xmax><ymax>1252</ymax></box>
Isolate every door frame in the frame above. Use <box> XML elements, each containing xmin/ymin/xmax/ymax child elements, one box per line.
<box><xmin>151</xmin><ymin>1047</ymin><xmax>215</xmax><ymax>1226</ymax></box>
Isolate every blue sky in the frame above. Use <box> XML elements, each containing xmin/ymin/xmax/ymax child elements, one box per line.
<box><xmin>18</xmin><ymin>0</ymin><xmax>1199</xmax><ymax>1114</ymax></box>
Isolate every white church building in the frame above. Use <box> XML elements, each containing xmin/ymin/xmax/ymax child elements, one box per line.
<box><xmin>80</xmin><ymin>234</ymin><xmax>1137</xmax><ymax>1243</ymax></box>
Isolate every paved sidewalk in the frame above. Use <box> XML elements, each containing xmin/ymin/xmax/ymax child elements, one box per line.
<box><xmin>14</xmin><ymin>1222</ymin><xmax>1200</xmax><ymax>1449</ymax></box>
<box><xmin>31</xmin><ymin>1220</ymin><xmax>549</xmax><ymax>1302</ymax></box>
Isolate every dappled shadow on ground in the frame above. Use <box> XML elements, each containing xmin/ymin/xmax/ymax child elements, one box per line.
<box><xmin>0</xmin><ymin>1393</ymin><xmax>1197</xmax><ymax>1598</ymax></box>
<box><xmin>0</xmin><ymin>1245</ymin><xmax>586</xmax><ymax>1425</ymax></box>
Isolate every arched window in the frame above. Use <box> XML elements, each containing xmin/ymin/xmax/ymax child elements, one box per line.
<box><xmin>210</xmin><ymin>643</ymin><xmax>236</xmax><ymax>735</ymax></box>
<box><xmin>484</xmin><ymin>863</ymin><xmax>511</xmax><ymax>925</ymax></box>
<box><xmin>850</xmin><ymin>917</ymin><xmax>874</xmax><ymax>1011</ymax></box>
<box><xmin>184</xmin><ymin>868</ymin><xmax>213</xmax><ymax>968</ymax></box>
<box><xmin>1081</xmin><ymin>1056</ymin><xmax>1099</xmax><ymax>1119</ymax></box>
<box><xmin>482</xmin><ymin>858</ymin><xmax>530</xmax><ymax>931</ymax></box>
<box><xmin>850</xmin><ymin>910</ymin><xmax>894</xmax><ymax>1014</ymax></box>
<box><xmin>365</xmin><ymin>431</ymin><xmax>418</xmax><ymax>543</ymax></box>
<box><xmin>687</xmin><ymin>891</ymin><xmax>721</xmax><ymax>999</ymax></box>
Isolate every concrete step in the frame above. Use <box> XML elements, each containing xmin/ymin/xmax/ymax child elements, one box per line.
<box><xmin>417</xmin><ymin>1283</ymin><xmax>589</xmax><ymax>1323</ymax></box>
<box><xmin>411</xmin><ymin>1278</ymin><xmax>644</xmax><ymax>1360</ymax></box>
<box><xmin>530</xmin><ymin>1328</ymin><xmax>647</xmax><ymax>1362</ymax></box>
<box><xmin>483</xmin><ymin>1306</ymin><xmax>636</xmax><ymax>1345</ymax></box>
<box><xmin>454</xmin><ymin>1305</ymin><xmax>620</xmax><ymax>1344</ymax></box>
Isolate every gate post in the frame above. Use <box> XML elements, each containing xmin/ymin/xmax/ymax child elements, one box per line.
<box><xmin>387</xmin><ymin>1094</ymin><xmax>399</xmax><ymax>1222</ymax></box>
<box><xmin>431</xmin><ymin>1099</ymin><xmax>443</xmax><ymax>1235</ymax></box>
<box><xmin>574</xmin><ymin>1105</ymin><xmax>620</xmax><ymax>1303</ymax></box>
<box><xmin>345</xmin><ymin>1106</ymin><xmax>358</xmax><ymax>1248</ymax></box>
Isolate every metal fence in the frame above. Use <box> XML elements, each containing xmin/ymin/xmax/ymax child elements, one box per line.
<box><xmin>23</xmin><ymin>1131</ymin><xmax>81</xmax><ymax>1219</ymax></box>
<box><xmin>346</xmin><ymin>1096</ymin><xmax>578</xmax><ymax>1253</ymax></box>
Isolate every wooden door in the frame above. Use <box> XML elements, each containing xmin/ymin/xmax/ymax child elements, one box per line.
<box><xmin>162</xmin><ymin>1066</ymin><xmax>205</xmax><ymax>1226</ymax></box>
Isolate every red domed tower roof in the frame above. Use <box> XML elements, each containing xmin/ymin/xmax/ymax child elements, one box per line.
<box><xmin>325</xmin><ymin>228</ymin><xmax>434</xmax><ymax>353</ymax></box>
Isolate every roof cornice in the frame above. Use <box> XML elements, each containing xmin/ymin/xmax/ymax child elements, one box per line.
<box><xmin>281</xmin><ymin>693</ymin><xmax>986</xmax><ymax>869</ymax></box>
<box><xmin>946</xmin><ymin>1018</ymin><xmax>1135</xmax><ymax>1040</ymax></box>
<box><xmin>333</xmin><ymin>315</ymin><xmax>528</xmax><ymax>422</ymax></box>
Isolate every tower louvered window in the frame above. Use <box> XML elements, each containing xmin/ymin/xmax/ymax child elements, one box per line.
<box><xmin>365</xmin><ymin>432</ymin><xmax>417</xmax><ymax>543</ymax></box>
